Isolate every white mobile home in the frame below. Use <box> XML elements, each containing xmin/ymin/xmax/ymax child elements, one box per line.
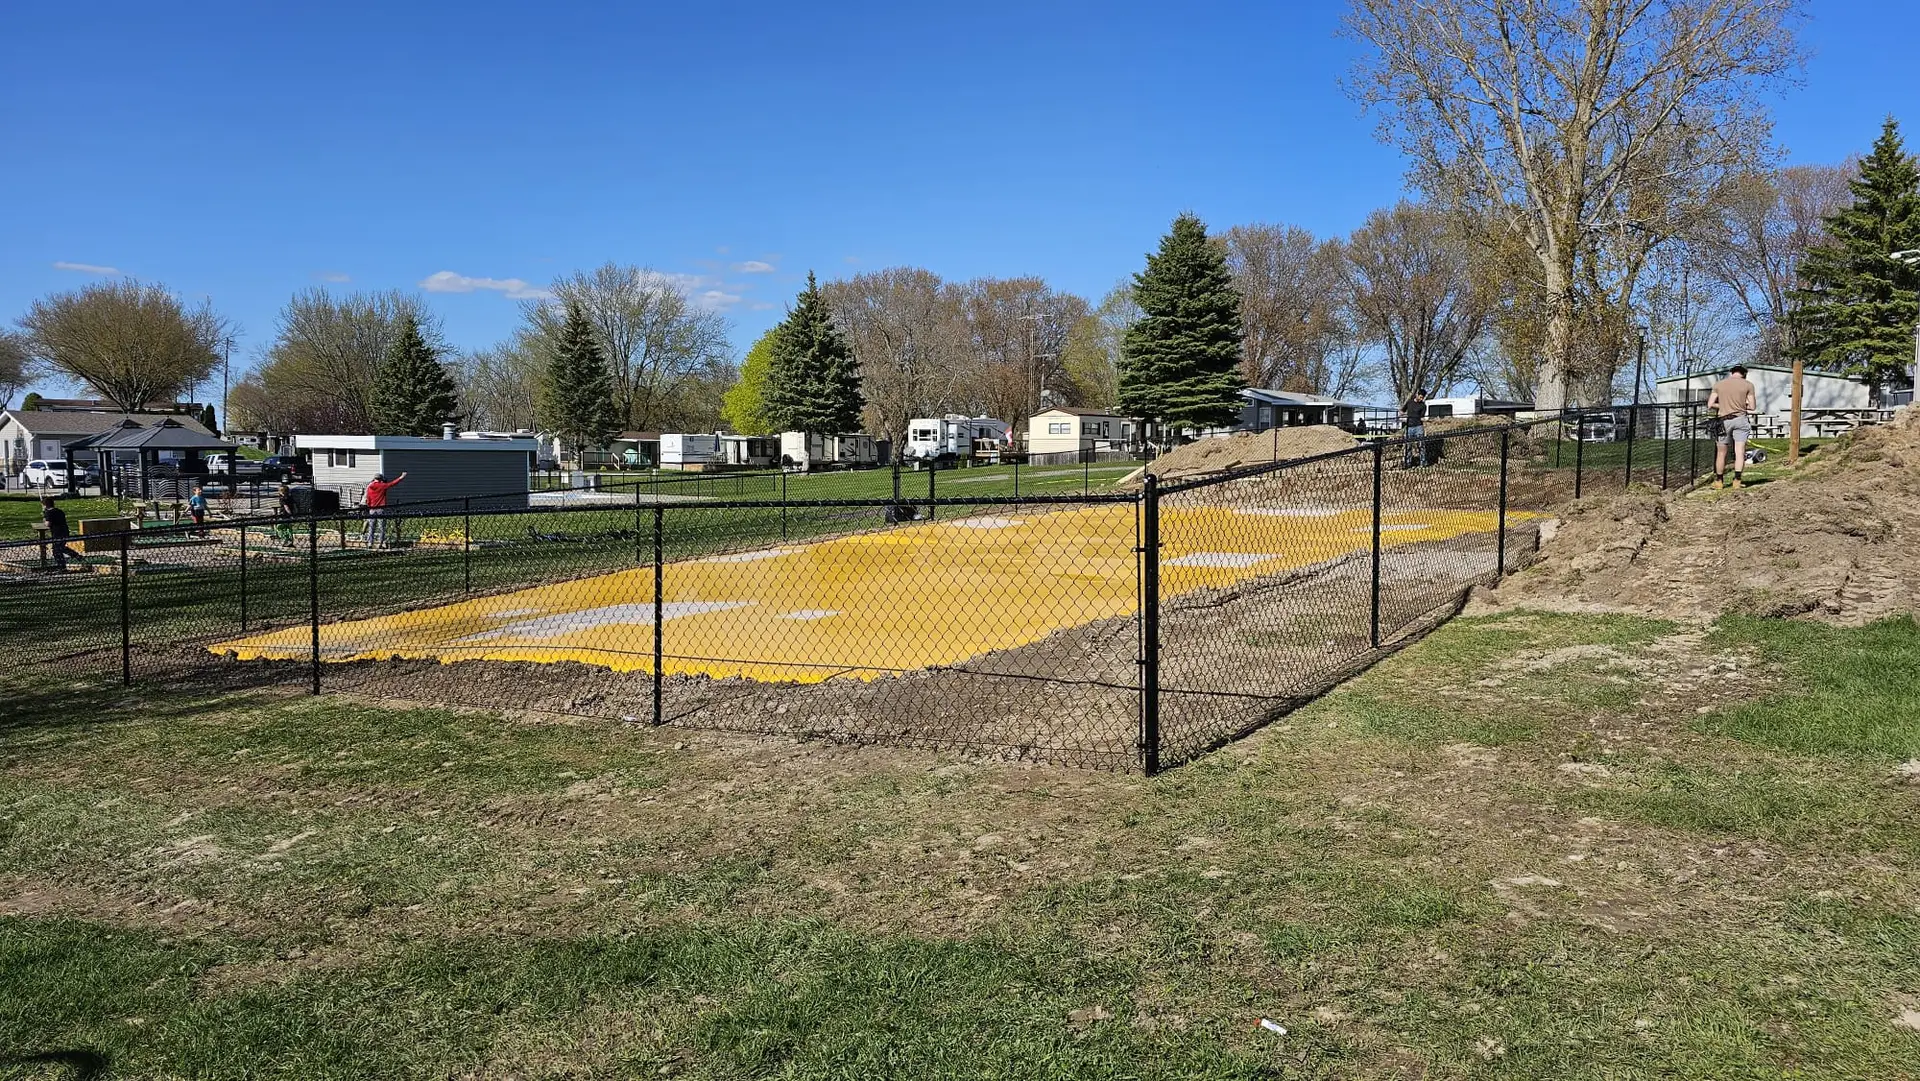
<box><xmin>297</xmin><ymin>431</ymin><xmax>538</xmax><ymax>510</ymax></box>
<box><xmin>1026</xmin><ymin>408</ymin><xmax>1133</xmax><ymax>456</ymax></box>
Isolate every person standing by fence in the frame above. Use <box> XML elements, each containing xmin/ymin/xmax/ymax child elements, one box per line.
<box><xmin>363</xmin><ymin>471</ymin><xmax>407</xmax><ymax>548</ymax></box>
<box><xmin>1401</xmin><ymin>390</ymin><xmax>1430</xmax><ymax>467</ymax></box>
<box><xmin>1707</xmin><ymin>365</ymin><xmax>1757</xmax><ymax>490</ymax></box>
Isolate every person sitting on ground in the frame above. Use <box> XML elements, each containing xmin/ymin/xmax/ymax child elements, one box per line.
<box><xmin>363</xmin><ymin>471</ymin><xmax>407</xmax><ymax>547</ymax></box>
<box><xmin>39</xmin><ymin>494</ymin><xmax>78</xmax><ymax>572</ymax></box>
<box><xmin>188</xmin><ymin>484</ymin><xmax>210</xmax><ymax>537</ymax></box>
<box><xmin>1706</xmin><ymin>364</ymin><xmax>1758</xmax><ymax>490</ymax></box>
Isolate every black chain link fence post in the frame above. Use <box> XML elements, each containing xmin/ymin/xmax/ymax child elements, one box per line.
<box><xmin>1662</xmin><ymin>405</ymin><xmax>1673</xmax><ymax>488</ymax></box>
<box><xmin>927</xmin><ymin>459</ymin><xmax>937</xmax><ymax>521</ymax></box>
<box><xmin>780</xmin><ymin>469</ymin><xmax>788</xmax><ymax>540</ymax></box>
<box><xmin>1574</xmin><ymin>413</ymin><xmax>1587</xmax><ymax>499</ymax></box>
<box><xmin>1370</xmin><ymin>439</ymin><xmax>1384</xmax><ymax>648</ymax></box>
<box><xmin>308</xmin><ymin>517</ymin><xmax>320</xmax><ymax>695</ymax></box>
<box><xmin>119</xmin><ymin>533</ymin><xmax>131</xmax><ymax>686</ymax></box>
<box><xmin>1497</xmin><ymin>427</ymin><xmax>1510</xmax><ymax>578</ymax></box>
<box><xmin>1689</xmin><ymin>404</ymin><xmax>1700</xmax><ymax>481</ymax></box>
<box><xmin>1139</xmin><ymin>473</ymin><xmax>1161</xmax><ymax>777</ymax></box>
<box><xmin>463</xmin><ymin>497</ymin><xmax>473</xmax><ymax>592</ymax></box>
<box><xmin>239</xmin><ymin>521</ymin><xmax>249</xmax><ymax>631</ymax></box>
<box><xmin>652</xmin><ymin>502</ymin><xmax>664</xmax><ymax>727</ymax></box>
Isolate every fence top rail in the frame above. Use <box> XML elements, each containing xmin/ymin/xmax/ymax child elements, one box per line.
<box><xmin>0</xmin><ymin>488</ymin><xmax>1142</xmax><ymax>553</ymax></box>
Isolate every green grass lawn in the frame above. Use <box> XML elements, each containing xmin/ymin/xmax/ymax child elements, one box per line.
<box><xmin>3</xmin><ymin>608</ymin><xmax>1916</xmax><ymax>1078</ymax></box>
<box><xmin>0</xmin><ymin>494</ymin><xmax>124</xmax><ymax>541</ymax></box>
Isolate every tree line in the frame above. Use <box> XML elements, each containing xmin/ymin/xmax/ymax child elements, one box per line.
<box><xmin>9</xmin><ymin>0</ymin><xmax>1917</xmax><ymax>437</ymax></box>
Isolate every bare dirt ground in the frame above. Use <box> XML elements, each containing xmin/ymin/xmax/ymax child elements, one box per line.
<box><xmin>1492</xmin><ymin>409</ymin><xmax>1920</xmax><ymax>625</ymax></box>
<box><xmin>1123</xmin><ymin>425</ymin><xmax>1361</xmax><ymax>484</ymax></box>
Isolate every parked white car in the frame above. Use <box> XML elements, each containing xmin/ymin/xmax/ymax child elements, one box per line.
<box><xmin>18</xmin><ymin>459</ymin><xmax>97</xmax><ymax>489</ymax></box>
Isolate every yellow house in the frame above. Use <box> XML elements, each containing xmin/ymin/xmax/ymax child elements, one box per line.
<box><xmin>1027</xmin><ymin>407</ymin><xmax>1133</xmax><ymax>456</ymax></box>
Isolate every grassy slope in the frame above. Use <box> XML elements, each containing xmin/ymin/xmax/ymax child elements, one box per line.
<box><xmin>3</xmin><ymin>610</ymin><xmax>1916</xmax><ymax>1078</ymax></box>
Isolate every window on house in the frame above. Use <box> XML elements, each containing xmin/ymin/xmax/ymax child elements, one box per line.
<box><xmin>1047</xmin><ymin>421</ymin><xmax>1071</xmax><ymax>435</ymax></box>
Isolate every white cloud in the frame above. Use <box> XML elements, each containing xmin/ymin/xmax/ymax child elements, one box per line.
<box><xmin>698</xmin><ymin>289</ymin><xmax>744</xmax><ymax>310</ymax></box>
<box><xmin>419</xmin><ymin>270</ymin><xmax>551</xmax><ymax>301</ymax></box>
<box><xmin>315</xmin><ymin>271</ymin><xmax>351</xmax><ymax>283</ymax></box>
<box><xmin>53</xmin><ymin>261</ymin><xmax>118</xmax><ymax>274</ymax></box>
<box><xmin>731</xmin><ymin>260</ymin><xmax>776</xmax><ymax>274</ymax></box>
<box><xmin>748</xmin><ymin>301</ymin><xmax>778</xmax><ymax>311</ymax></box>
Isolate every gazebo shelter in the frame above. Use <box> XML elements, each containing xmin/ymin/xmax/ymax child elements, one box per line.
<box><xmin>68</xmin><ymin>418</ymin><xmax>237</xmax><ymax>500</ymax></box>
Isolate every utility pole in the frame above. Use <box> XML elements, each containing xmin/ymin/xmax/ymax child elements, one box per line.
<box><xmin>220</xmin><ymin>335</ymin><xmax>233</xmax><ymax>436</ymax></box>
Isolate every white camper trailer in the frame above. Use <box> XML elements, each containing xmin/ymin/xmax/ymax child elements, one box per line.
<box><xmin>660</xmin><ymin>433</ymin><xmax>723</xmax><ymax>471</ymax></box>
<box><xmin>904</xmin><ymin>415</ymin><xmax>1012</xmax><ymax>466</ymax></box>
<box><xmin>779</xmin><ymin>431</ymin><xmax>878</xmax><ymax>472</ymax></box>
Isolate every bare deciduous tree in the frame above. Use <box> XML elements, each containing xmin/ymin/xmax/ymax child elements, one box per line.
<box><xmin>959</xmin><ymin>277</ymin><xmax>1087</xmax><ymax>426</ymax></box>
<box><xmin>456</xmin><ymin>332</ymin><xmax>548</xmax><ymax>431</ymax></box>
<box><xmin>255</xmin><ymin>289</ymin><xmax>435</xmax><ymax>433</ymax></box>
<box><xmin>524</xmin><ymin>263</ymin><xmax>731</xmax><ymax>431</ymax></box>
<box><xmin>825</xmin><ymin>268</ymin><xmax>966</xmax><ymax>445</ymax></box>
<box><xmin>1345</xmin><ymin>0</ymin><xmax>1804</xmax><ymax>409</ymax></box>
<box><xmin>0</xmin><ymin>331</ymin><xmax>34</xmax><ymax>407</ymax></box>
<box><xmin>18</xmin><ymin>279</ymin><xmax>227</xmax><ymax>412</ymax></box>
<box><xmin>1347</xmin><ymin>202</ymin><xmax>1496</xmax><ymax>398</ymax></box>
<box><xmin>1223</xmin><ymin>224</ymin><xmax>1352</xmax><ymax>393</ymax></box>
<box><xmin>1691</xmin><ymin>162</ymin><xmax>1852</xmax><ymax>362</ymax></box>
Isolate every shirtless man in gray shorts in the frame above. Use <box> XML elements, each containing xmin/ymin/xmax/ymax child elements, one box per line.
<box><xmin>1706</xmin><ymin>364</ymin><xmax>1757</xmax><ymax>490</ymax></box>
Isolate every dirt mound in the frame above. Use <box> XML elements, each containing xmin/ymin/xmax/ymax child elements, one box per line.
<box><xmin>1126</xmin><ymin>427</ymin><xmax>1358</xmax><ymax>484</ymax></box>
<box><xmin>1494</xmin><ymin>409</ymin><xmax>1920</xmax><ymax>625</ymax></box>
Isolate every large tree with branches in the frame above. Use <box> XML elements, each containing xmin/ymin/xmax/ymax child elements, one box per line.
<box><xmin>18</xmin><ymin>279</ymin><xmax>228</xmax><ymax>412</ymax></box>
<box><xmin>1345</xmin><ymin>0</ymin><xmax>1804</xmax><ymax>409</ymax></box>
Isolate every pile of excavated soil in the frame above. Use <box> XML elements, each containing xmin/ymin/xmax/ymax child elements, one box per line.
<box><xmin>1491</xmin><ymin>409</ymin><xmax>1920</xmax><ymax>625</ymax></box>
<box><xmin>1123</xmin><ymin>427</ymin><xmax>1359</xmax><ymax>485</ymax></box>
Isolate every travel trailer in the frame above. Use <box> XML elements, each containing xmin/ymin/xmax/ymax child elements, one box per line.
<box><xmin>902</xmin><ymin>415</ymin><xmax>1010</xmax><ymax>467</ymax></box>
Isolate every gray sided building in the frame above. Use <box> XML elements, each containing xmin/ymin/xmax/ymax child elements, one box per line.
<box><xmin>295</xmin><ymin>434</ymin><xmax>538</xmax><ymax>511</ymax></box>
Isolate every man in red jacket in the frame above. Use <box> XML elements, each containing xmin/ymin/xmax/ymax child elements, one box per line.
<box><xmin>363</xmin><ymin>470</ymin><xmax>408</xmax><ymax>547</ymax></box>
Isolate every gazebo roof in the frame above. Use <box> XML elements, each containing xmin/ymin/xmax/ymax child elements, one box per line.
<box><xmin>70</xmin><ymin>418</ymin><xmax>237</xmax><ymax>453</ymax></box>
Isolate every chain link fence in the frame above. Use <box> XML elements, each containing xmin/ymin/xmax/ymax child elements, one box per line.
<box><xmin>1</xmin><ymin>408</ymin><xmax>1720</xmax><ymax>772</ymax></box>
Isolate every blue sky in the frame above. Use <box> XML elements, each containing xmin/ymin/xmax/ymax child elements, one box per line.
<box><xmin>3</xmin><ymin>0</ymin><xmax>1914</xmax><ymax>399</ymax></box>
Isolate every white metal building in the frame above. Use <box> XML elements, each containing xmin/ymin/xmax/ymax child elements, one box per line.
<box><xmin>1656</xmin><ymin>365</ymin><xmax>1870</xmax><ymax>436</ymax></box>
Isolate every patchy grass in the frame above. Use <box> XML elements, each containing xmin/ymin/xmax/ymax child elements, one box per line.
<box><xmin>4</xmin><ymin>607</ymin><xmax>1919</xmax><ymax>1078</ymax></box>
<box><xmin>1701</xmin><ymin>616</ymin><xmax>1920</xmax><ymax>759</ymax></box>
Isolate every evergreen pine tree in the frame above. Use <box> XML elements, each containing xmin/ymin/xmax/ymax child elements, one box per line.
<box><xmin>1118</xmin><ymin>213</ymin><xmax>1246</xmax><ymax>437</ymax></box>
<box><xmin>197</xmin><ymin>403</ymin><xmax>218</xmax><ymax>433</ymax></box>
<box><xmin>539</xmin><ymin>302</ymin><xmax>621</xmax><ymax>462</ymax></box>
<box><xmin>371</xmin><ymin>312</ymin><xmax>460</xmax><ymax>435</ymax></box>
<box><xmin>764</xmin><ymin>272</ymin><xmax>863</xmax><ymax>433</ymax></box>
<box><xmin>1788</xmin><ymin>118</ymin><xmax>1920</xmax><ymax>391</ymax></box>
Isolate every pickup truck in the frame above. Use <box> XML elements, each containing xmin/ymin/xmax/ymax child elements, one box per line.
<box><xmin>206</xmin><ymin>453</ymin><xmax>263</xmax><ymax>476</ymax></box>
